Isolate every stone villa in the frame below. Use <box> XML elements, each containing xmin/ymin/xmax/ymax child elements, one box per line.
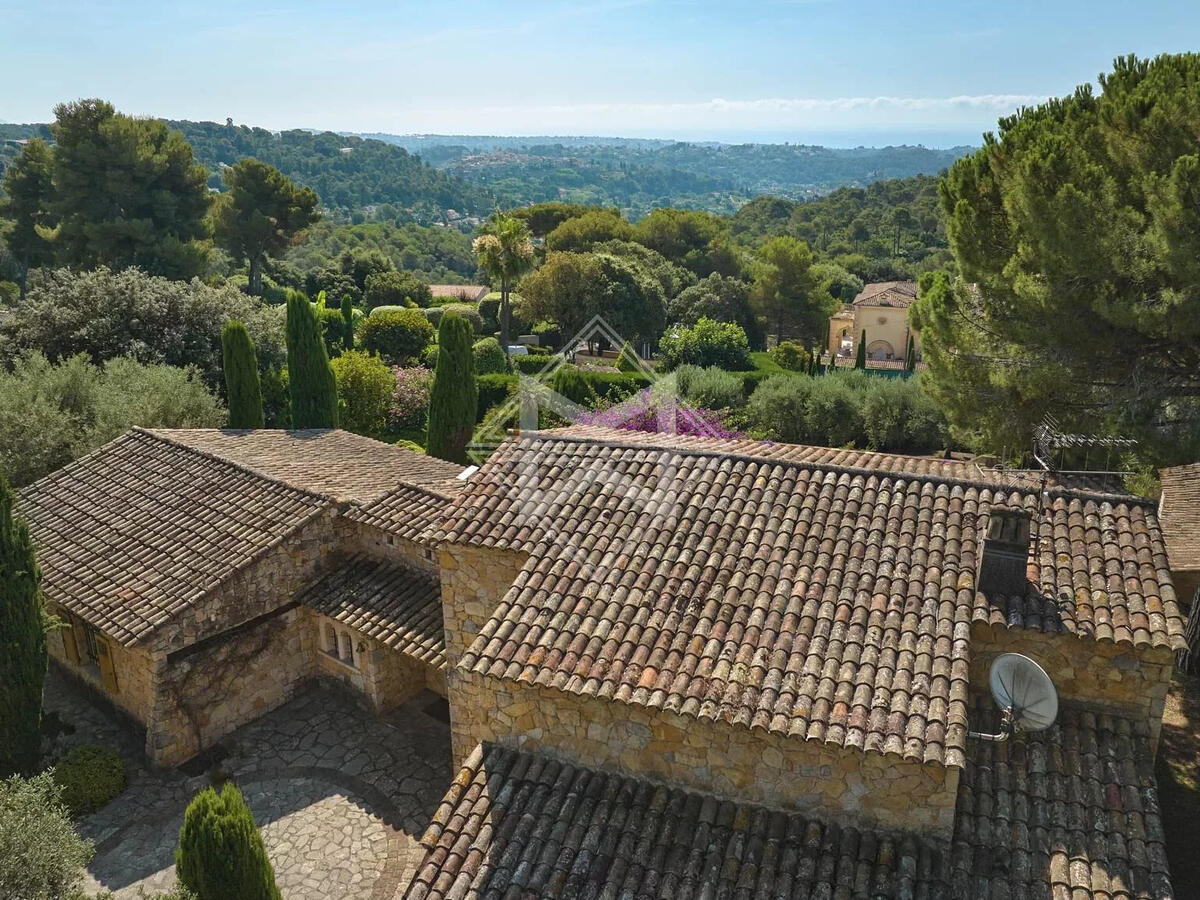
<box><xmin>21</xmin><ymin>425</ymin><xmax>1186</xmax><ymax>898</ymax></box>
<box><xmin>828</xmin><ymin>280</ymin><xmax>921</xmax><ymax>363</ymax></box>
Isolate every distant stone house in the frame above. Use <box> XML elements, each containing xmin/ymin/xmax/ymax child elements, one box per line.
<box><xmin>827</xmin><ymin>280</ymin><xmax>920</xmax><ymax>361</ymax></box>
<box><xmin>427</xmin><ymin>284</ymin><xmax>489</xmax><ymax>304</ymax></box>
<box><xmin>20</xmin><ymin>428</ymin><xmax>463</xmax><ymax>766</ymax></box>
<box><xmin>408</xmin><ymin>425</ymin><xmax>1183</xmax><ymax>899</ymax></box>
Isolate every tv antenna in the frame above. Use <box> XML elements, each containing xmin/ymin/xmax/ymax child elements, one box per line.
<box><xmin>1032</xmin><ymin>414</ymin><xmax>1137</xmax><ymax>477</ymax></box>
<box><xmin>967</xmin><ymin>653</ymin><xmax>1059</xmax><ymax>743</ymax></box>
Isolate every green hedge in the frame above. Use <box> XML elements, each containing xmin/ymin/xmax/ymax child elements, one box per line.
<box><xmin>476</xmin><ymin>373</ymin><xmax>518</xmax><ymax>420</ymax></box>
<box><xmin>53</xmin><ymin>744</ymin><xmax>127</xmax><ymax>815</ymax></box>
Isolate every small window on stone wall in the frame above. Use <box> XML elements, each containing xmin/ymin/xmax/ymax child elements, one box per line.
<box><xmin>323</xmin><ymin>622</ymin><xmax>337</xmax><ymax>655</ymax></box>
<box><xmin>337</xmin><ymin>630</ymin><xmax>355</xmax><ymax>667</ymax></box>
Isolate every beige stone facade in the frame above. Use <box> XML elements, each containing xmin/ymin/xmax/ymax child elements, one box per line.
<box><xmin>969</xmin><ymin>621</ymin><xmax>1174</xmax><ymax>748</ymax></box>
<box><xmin>447</xmin><ymin>668</ymin><xmax>960</xmax><ymax>837</ymax></box>
<box><xmin>437</xmin><ymin>543</ymin><xmax>529</xmax><ymax>670</ymax></box>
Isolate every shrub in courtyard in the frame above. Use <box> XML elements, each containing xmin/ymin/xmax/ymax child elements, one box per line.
<box><xmin>52</xmin><ymin>744</ymin><xmax>127</xmax><ymax>815</ymax></box>
<box><xmin>426</xmin><ymin>313</ymin><xmax>477</xmax><ymax>464</ymax></box>
<box><xmin>389</xmin><ymin>366</ymin><xmax>434</xmax><ymax>428</ymax></box>
<box><xmin>221</xmin><ymin>321</ymin><xmax>264</xmax><ymax>429</ymax></box>
<box><xmin>0</xmin><ymin>472</ymin><xmax>45</xmax><ymax>777</ymax></box>
<box><xmin>472</xmin><ymin>337</ymin><xmax>509</xmax><ymax>375</ymax></box>
<box><xmin>440</xmin><ymin>302</ymin><xmax>484</xmax><ymax>334</ymax></box>
<box><xmin>330</xmin><ymin>350</ymin><xmax>395</xmax><ymax>435</ymax></box>
<box><xmin>658</xmin><ymin>317</ymin><xmax>751</xmax><ymax>371</ymax></box>
<box><xmin>176</xmin><ymin>781</ymin><xmax>281</xmax><ymax>900</ymax></box>
<box><xmin>357</xmin><ymin>307</ymin><xmax>435</xmax><ymax>365</ymax></box>
<box><xmin>0</xmin><ymin>772</ymin><xmax>93</xmax><ymax>899</ymax></box>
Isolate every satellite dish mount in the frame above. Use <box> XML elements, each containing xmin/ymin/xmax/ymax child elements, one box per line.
<box><xmin>967</xmin><ymin>653</ymin><xmax>1059</xmax><ymax>743</ymax></box>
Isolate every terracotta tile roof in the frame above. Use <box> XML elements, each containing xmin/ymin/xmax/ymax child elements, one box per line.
<box><xmin>300</xmin><ymin>554</ymin><xmax>445</xmax><ymax>667</ymax></box>
<box><xmin>851</xmin><ymin>281</ymin><xmax>919</xmax><ymax>308</ymax></box>
<box><xmin>440</xmin><ymin>429</ymin><xmax>1183</xmax><ymax>767</ymax></box>
<box><xmin>406</xmin><ymin>703</ymin><xmax>1176</xmax><ymax>900</ymax></box>
<box><xmin>345</xmin><ymin>481</ymin><xmax>461</xmax><ymax>544</ymax></box>
<box><xmin>150</xmin><ymin>429</ymin><xmax>464</xmax><ymax>501</ymax></box>
<box><xmin>1159</xmin><ymin>462</ymin><xmax>1200</xmax><ymax>573</ymax></box>
<box><xmin>19</xmin><ymin>429</ymin><xmax>330</xmax><ymax>646</ymax></box>
<box><xmin>405</xmin><ymin>742</ymin><xmax>950</xmax><ymax>900</ymax></box>
<box><xmin>950</xmin><ymin>702</ymin><xmax>1173</xmax><ymax>900</ymax></box>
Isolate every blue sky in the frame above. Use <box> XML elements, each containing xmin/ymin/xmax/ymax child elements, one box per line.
<box><xmin>1</xmin><ymin>0</ymin><xmax>1196</xmax><ymax>145</ymax></box>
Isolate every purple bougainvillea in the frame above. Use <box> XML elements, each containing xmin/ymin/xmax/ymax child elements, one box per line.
<box><xmin>575</xmin><ymin>388</ymin><xmax>741</xmax><ymax>439</ymax></box>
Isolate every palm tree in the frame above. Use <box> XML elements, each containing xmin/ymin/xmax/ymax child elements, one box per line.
<box><xmin>473</xmin><ymin>212</ymin><xmax>535</xmax><ymax>355</ymax></box>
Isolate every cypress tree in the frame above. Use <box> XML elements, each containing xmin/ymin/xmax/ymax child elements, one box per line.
<box><xmin>905</xmin><ymin>335</ymin><xmax>916</xmax><ymax>372</ymax></box>
<box><xmin>0</xmin><ymin>472</ymin><xmax>45</xmax><ymax>777</ymax></box>
<box><xmin>855</xmin><ymin>330</ymin><xmax>867</xmax><ymax>370</ymax></box>
<box><xmin>176</xmin><ymin>782</ymin><xmax>282</xmax><ymax>900</ymax></box>
<box><xmin>426</xmin><ymin>313</ymin><xmax>478</xmax><ymax>464</ymax></box>
<box><xmin>285</xmin><ymin>290</ymin><xmax>338</xmax><ymax>429</ymax></box>
<box><xmin>221</xmin><ymin>321</ymin><xmax>264</xmax><ymax>429</ymax></box>
<box><xmin>616</xmin><ymin>341</ymin><xmax>640</xmax><ymax>373</ymax></box>
<box><xmin>340</xmin><ymin>295</ymin><xmax>355</xmax><ymax>351</ymax></box>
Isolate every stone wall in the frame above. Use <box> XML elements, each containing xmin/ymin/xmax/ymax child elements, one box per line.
<box><xmin>47</xmin><ymin>617</ymin><xmax>156</xmax><ymax>725</ymax></box>
<box><xmin>148</xmin><ymin>605</ymin><xmax>315</xmax><ymax>766</ymax></box>
<box><xmin>438</xmin><ymin>544</ymin><xmax>529</xmax><ymax>669</ymax></box>
<box><xmin>969</xmin><ymin>622</ymin><xmax>1174</xmax><ymax>747</ymax></box>
<box><xmin>448</xmin><ymin>669</ymin><xmax>959</xmax><ymax>838</ymax></box>
<box><xmin>341</xmin><ymin>519</ymin><xmax>439</xmax><ymax>575</ymax></box>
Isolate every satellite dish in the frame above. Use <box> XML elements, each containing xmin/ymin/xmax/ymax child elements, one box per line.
<box><xmin>968</xmin><ymin>653</ymin><xmax>1058</xmax><ymax>743</ymax></box>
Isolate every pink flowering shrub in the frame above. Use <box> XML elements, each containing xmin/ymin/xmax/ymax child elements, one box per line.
<box><xmin>389</xmin><ymin>366</ymin><xmax>433</xmax><ymax>428</ymax></box>
<box><xmin>575</xmin><ymin>388</ymin><xmax>740</xmax><ymax>439</ymax></box>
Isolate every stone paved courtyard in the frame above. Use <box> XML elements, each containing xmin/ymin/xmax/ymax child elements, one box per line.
<box><xmin>43</xmin><ymin>666</ymin><xmax>452</xmax><ymax>900</ymax></box>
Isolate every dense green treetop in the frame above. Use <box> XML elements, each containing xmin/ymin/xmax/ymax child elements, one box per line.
<box><xmin>51</xmin><ymin>100</ymin><xmax>212</xmax><ymax>279</ymax></box>
<box><xmin>0</xmin><ymin>138</ymin><xmax>55</xmax><ymax>293</ymax></box>
<box><xmin>914</xmin><ymin>53</ymin><xmax>1200</xmax><ymax>464</ymax></box>
<box><xmin>213</xmin><ymin>158</ymin><xmax>320</xmax><ymax>296</ymax></box>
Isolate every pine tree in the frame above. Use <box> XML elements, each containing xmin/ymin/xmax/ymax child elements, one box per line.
<box><xmin>340</xmin><ymin>295</ymin><xmax>355</xmax><ymax>351</ymax></box>
<box><xmin>0</xmin><ymin>472</ymin><xmax>46</xmax><ymax>777</ymax></box>
<box><xmin>285</xmin><ymin>290</ymin><xmax>338</xmax><ymax>429</ymax></box>
<box><xmin>426</xmin><ymin>313</ymin><xmax>478</xmax><ymax>464</ymax></box>
<box><xmin>221</xmin><ymin>322</ymin><xmax>264</xmax><ymax>429</ymax></box>
<box><xmin>855</xmin><ymin>330</ymin><xmax>867</xmax><ymax>370</ymax></box>
<box><xmin>176</xmin><ymin>782</ymin><xmax>282</xmax><ymax>900</ymax></box>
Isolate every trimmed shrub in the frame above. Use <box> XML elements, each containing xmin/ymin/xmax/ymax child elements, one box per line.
<box><xmin>531</xmin><ymin>321</ymin><xmax>561</xmax><ymax>350</ymax></box>
<box><xmin>357</xmin><ymin>308</ymin><xmax>435</xmax><ymax>365</ymax></box>
<box><xmin>221</xmin><ymin>321</ymin><xmax>264</xmax><ymax>429</ymax></box>
<box><xmin>176</xmin><ymin>781</ymin><xmax>281</xmax><ymax>900</ymax></box>
<box><xmin>363</xmin><ymin>270</ymin><xmax>431</xmax><ymax>310</ymax></box>
<box><xmin>419</xmin><ymin>343</ymin><xmax>440</xmax><ymax>369</ymax></box>
<box><xmin>368</xmin><ymin>305</ymin><xmax>410</xmax><ymax>317</ymax></box>
<box><xmin>580</xmin><ymin>370</ymin><xmax>652</xmax><ymax>403</ymax></box>
<box><xmin>389</xmin><ymin>367</ymin><xmax>434</xmax><ymax>428</ymax></box>
<box><xmin>426</xmin><ymin>314</ymin><xmax>478</xmax><ymax>463</ymax></box>
<box><xmin>52</xmin><ymin>744</ymin><xmax>127</xmax><ymax>815</ymax></box>
<box><xmin>422</xmin><ymin>306</ymin><xmax>445</xmax><ymax>329</ymax></box>
<box><xmin>770</xmin><ymin>341</ymin><xmax>807</xmax><ymax>372</ymax></box>
<box><xmin>285</xmin><ymin>291</ymin><xmax>338</xmax><ymax>428</ymax></box>
<box><xmin>0</xmin><ymin>772</ymin><xmax>94</xmax><ymax>899</ymax></box>
<box><xmin>478</xmin><ymin>296</ymin><xmax>501</xmax><ymax>333</ymax></box>
<box><xmin>440</xmin><ymin>303</ymin><xmax>484</xmax><ymax>334</ymax></box>
<box><xmin>331</xmin><ymin>350</ymin><xmax>395</xmax><ymax>434</ymax></box>
<box><xmin>674</xmin><ymin>365</ymin><xmax>744</xmax><ymax>410</ymax></box>
<box><xmin>472</xmin><ymin>338</ymin><xmax>509</xmax><ymax>375</ymax></box>
<box><xmin>340</xmin><ymin>295</ymin><xmax>355</xmax><ymax>351</ymax></box>
<box><xmin>552</xmin><ymin>365</ymin><xmax>597</xmax><ymax>407</ymax></box>
<box><xmin>475</xmin><ymin>373</ymin><xmax>517</xmax><ymax>420</ymax></box>
<box><xmin>513</xmin><ymin>354</ymin><xmax>554</xmax><ymax>375</ymax></box>
<box><xmin>314</xmin><ymin>304</ymin><xmax>346</xmax><ymax>359</ymax></box>
<box><xmin>658</xmin><ymin>318</ymin><xmax>751</xmax><ymax>371</ymax></box>
<box><xmin>616</xmin><ymin>341</ymin><xmax>641</xmax><ymax>372</ymax></box>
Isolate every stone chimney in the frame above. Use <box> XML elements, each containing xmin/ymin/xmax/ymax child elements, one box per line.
<box><xmin>978</xmin><ymin>506</ymin><xmax>1032</xmax><ymax>597</ymax></box>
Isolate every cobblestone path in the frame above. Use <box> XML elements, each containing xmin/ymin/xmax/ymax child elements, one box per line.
<box><xmin>43</xmin><ymin>667</ymin><xmax>451</xmax><ymax>899</ymax></box>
